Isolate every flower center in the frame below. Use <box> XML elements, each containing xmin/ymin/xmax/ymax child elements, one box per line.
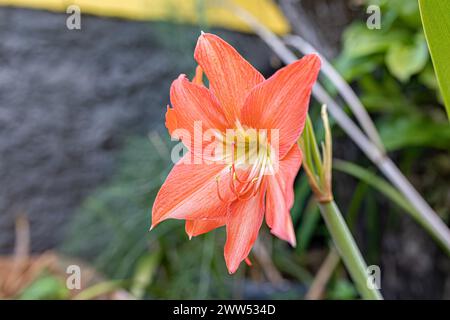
<box><xmin>215</xmin><ymin>122</ymin><xmax>277</xmax><ymax>201</ymax></box>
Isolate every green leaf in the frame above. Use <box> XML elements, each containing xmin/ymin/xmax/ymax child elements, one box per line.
<box><xmin>379</xmin><ymin>116</ymin><xmax>450</xmax><ymax>151</ymax></box>
<box><xmin>73</xmin><ymin>280</ymin><xmax>125</xmax><ymax>300</ymax></box>
<box><xmin>334</xmin><ymin>55</ymin><xmax>381</xmax><ymax>81</ymax></box>
<box><xmin>419</xmin><ymin>0</ymin><xmax>450</xmax><ymax>119</ymax></box>
<box><xmin>19</xmin><ymin>275</ymin><xmax>69</xmax><ymax>300</ymax></box>
<box><xmin>341</xmin><ymin>23</ymin><xmax>409</xmax><ymax>59</ymax></box>
<box><xmin>419</xmin><ymin>63</ymin><xmax>438</xmax><ymax>90</ymax></box>
<box><xmin>385</xmin><ymin>33</ymin><xmax>429</xmax><ymax>82</ymax></box>
<box><xmin>390</xmin><ymin>0</ymin><xmax>421</xmax><ymax>28</ymax></box>
<box><xmin>358</xmin><ymin>73</ymin><xmax>414</xmax><ymax>113</ymax></box>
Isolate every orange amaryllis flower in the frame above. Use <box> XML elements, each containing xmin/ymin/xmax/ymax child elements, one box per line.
<box><xmin>152</xmin><ymin>32</ymin><xmax>320</xmax><ymax>274</ymax></box>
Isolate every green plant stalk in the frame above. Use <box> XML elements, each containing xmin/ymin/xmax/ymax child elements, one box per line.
<box><xmin>318</xmin><ymin>201</ymin><xmax>382</xmax><ymax>300</ymax></box>
<box><xmin>301</xmin><ymin>108</ymin><xmax>382</xmax><ymax>300</ymax></box>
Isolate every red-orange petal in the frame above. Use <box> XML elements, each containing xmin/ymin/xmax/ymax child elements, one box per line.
<box><xmin>194</xmin><ymin>33</ymin><xmax>264</xmax><ymax>124</ymax></box>
<box><xmin>185</xmin><ymin>217</ymin><xmax>226</xmax><ymax>239</ymax></box>
<box><xmin>224</xmin><ymin>187</ymin><xmax>266</xmax><ymax>274</ymax></box>
<box><xmin>151</xmin><ymin>152</ymin><xmax>235</xmax><ymax>228</ymax></box>
<box><xmin>240</xmin><ymin>54</ymin><xmax>321</xmax><ymax>158</ymax></box>
<box><xmin>281</xmin><ymin>144</ymin><xmax>303</xmax><ymax>209</ymax></box>
<box><xmin>169</xmin><ymin>74</ymin><xmax>228</xmax><ymax>156</ymax></box>
<box><xmin>266</xmin><ymin>145</ymin><xmax>302</xmax><ymax>246</ymax></box>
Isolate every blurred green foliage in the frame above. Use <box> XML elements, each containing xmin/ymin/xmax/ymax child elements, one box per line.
<box><xmin>330</xmin><ymin>0</ymin><xmax>450</xmax><ymax>264</ymax></box>
<box><xmin>335</xmin><ymin>0</ymin><xmax>450</xmax><ymax>151</ymax></box>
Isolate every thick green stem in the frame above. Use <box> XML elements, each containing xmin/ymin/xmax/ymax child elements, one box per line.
<box><xmin>318</xmin><ymin>201</ymin><xmax>383</xmax><ymax>300</ymax></box>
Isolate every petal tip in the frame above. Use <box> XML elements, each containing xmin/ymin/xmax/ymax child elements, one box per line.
<box><xmin>150</xmin><ymin>206</ymin><xmax>163</xmax><ymax>230</ymax></box>
<box><xmin>176</xmin><ymin>73</ymin><xmax>188</xmax><ymax>82</ymax></box>
<box><xmin>227</xmin><ymin>267</ymin><xmax>237</xmax><ymax>275</ymax></box>
<box><xmin>225</xmin><ymin>258</ymin><xmax>239</xmax><ymax>275</ymax></box>
<box><xmin>306</xmin><ymin>53</ymin><xmax>322</xmax><ymax>69</ymax></box>
<box><xmin>289</xmin><ymin>239</ymin><xmax>297</xmax><ymax>248</ymax></box>
<box><xmin>198</xmin><ymin>31</ymin><xmax>213</xmax><ymax>40</ymax></box>
<box><xmin>270</xmin><ymin>228</ymin><xmax>297</xmax><ymax>248</ymax></box>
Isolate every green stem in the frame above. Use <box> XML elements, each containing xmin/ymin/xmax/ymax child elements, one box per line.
<box><xmin>318</xmin><ymin>201</ymin><xmax>383</xmax><ymax>300</ymax></box>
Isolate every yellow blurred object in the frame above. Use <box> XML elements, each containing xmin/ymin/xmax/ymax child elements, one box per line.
<box><xmin>0</xmin><ymin>0</ymin><xmax>290</xmax><ymax>35</ymax></box>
